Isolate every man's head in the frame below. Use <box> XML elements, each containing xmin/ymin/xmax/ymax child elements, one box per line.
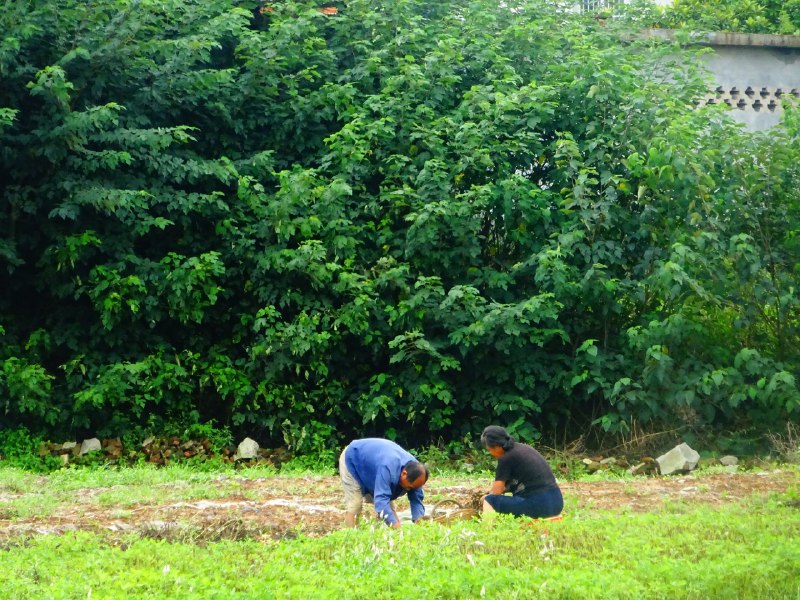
<box><xmin>400</xmin><ymin>461</ymin><xmax>429</xmax><ymax>491</ymax></box>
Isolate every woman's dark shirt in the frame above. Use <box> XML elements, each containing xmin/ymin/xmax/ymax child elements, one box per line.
<box><xmin>494</xmin><ymin>443</ymin><xmax>559</xmax><ymax>497</ymax></box>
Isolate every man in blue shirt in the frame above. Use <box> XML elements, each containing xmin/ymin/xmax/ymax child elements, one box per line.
<box><xmin>339</xmin><ymin>438</ymin><xmax>429</xmax><ymax>528</ymax></box>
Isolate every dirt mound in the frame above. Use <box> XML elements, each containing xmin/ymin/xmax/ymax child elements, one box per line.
<box><xmin>0</xmin><ymin>469</ymin><xmax>795</xmax><ymax>543</ymax></box>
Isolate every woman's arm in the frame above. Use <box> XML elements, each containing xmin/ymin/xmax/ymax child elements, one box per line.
<box><xmin>487</xmin><ymin>480</ymin><xmax>505</xmax><ymax>495</ymax></box>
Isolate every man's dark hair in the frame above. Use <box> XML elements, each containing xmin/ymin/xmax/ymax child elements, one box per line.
<box><xmin>404</xmin><ymin>460</ymin><xmax>429</xmax><ymax>483</ymax></box>
<box><xmin>481</xmin><ymin>425</ymin><xmax>515</xmax><ymax>451</ymax></box>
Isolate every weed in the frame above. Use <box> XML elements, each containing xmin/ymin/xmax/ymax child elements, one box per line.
<box><xmin>281</xmin><ymin>420</ymin><xmax>339</xmax><ymax>467</ymax></box>
<box><xmin>415</xmin><ymin>436</ymin><xmax>496</xmax><ymax>473</ymax></box>
<box><xmin>0</xmin><ymin>506</ymin><xmax>18</xmax><ymax>519</ymax></box>
<box><xmin>0</xmin><ymin>428</ymin><xmax>61</xmax><ymax>473</ymax></box>
<box><xmin>768</xmin><ymin>422</ymin><xmax>800</xmax><ymax>462</ymax></box>
<box><xmin>281</xmin><ymin>452</ymin><xmax>337</xmax><ymax>474</ymax></box>
<box><xmin>181</xmin><ymin>421</ymin><xmax>234</xmax><ymax>454</ymax></box>
<box><xmin>137</xmin><ymin>515</ymin><xmax>265</xmax><ymax>545</ymax></box>
<box><xmin>235</xmin><ymin>464</ymin><xmax>279</xmax><ymax>479</ymax></box>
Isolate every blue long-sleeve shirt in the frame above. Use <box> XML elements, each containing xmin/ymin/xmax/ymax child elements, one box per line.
<box><xmin>344</xmin><ymin>438</ymin><xmax>425</xmax><ymax>526</ymax></box>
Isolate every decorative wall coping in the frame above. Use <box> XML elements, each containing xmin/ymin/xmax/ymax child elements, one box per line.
<box><xmin>640</xmin><ymin>28</ymin><xmax>800</xmax><ymax>49</ymax></box>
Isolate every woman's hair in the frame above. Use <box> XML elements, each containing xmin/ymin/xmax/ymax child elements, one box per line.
<box><xmin>480</xmin><ymin>425</ymin><xmax>515</xmax><ymax>451</ymax></box>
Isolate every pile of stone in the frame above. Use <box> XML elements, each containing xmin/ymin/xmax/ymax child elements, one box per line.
<box><xmin>579</xmin><ymin>442</ymin><xmax>740</xmax><ymax>477</ymax></box>
<box><xmin>141</xmin><ymin>436</ymin><xmax>216</xmax><ymax>465</ymax></box>
<box><xmin>38</xmin><ymin>438</ymin><xmax>127</xmax><ymax>467</ymax></box>
<box><xmin>36</xmin><ymin>436</ymin><xmax>293</xmax><ymax>468</ymax></box>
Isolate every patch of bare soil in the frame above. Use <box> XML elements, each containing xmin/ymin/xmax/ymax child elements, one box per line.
<box><xmin>1</xmin><ymin>470</ymin><xmax>796</xmax><ymax>543</ymax></box>
<box><xmin>561</xmin><ymin>469</ymin><xmax>796</xmax><ymax>511</ymax></box>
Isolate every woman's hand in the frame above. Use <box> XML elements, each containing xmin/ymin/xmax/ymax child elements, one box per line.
<box><xmin>487</xmin><ymin>480</ymin><xmax>506</xmax><ymax>495</ymax></box>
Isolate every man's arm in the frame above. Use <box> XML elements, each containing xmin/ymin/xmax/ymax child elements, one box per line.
<box><xmin>389</xmin><ymin>501</ymin><xmax>402</xmax><ymax>529</ymax></box>
<box><xmin>373</xmin><ymin>466</ymin><xmax>399</xmax><ymax>526</ymax></box>
<box><xmin>408</xmin><ymin>487</ymin><xmax>425</xmax><ymax>522</ymax></box>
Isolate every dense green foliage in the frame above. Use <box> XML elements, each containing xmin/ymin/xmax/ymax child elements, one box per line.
<box><xmin>1</xmin><ymin>0</ymin><xmax>799</xmax><ymax>449</ymax></box>
<box><xmin>652</xmin><ymin>0</ymin><xmax>800</xmax><ymax>35</ymax></box>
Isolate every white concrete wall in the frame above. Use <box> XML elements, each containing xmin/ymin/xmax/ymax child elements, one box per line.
<box><xmin>644</xmin><ymin>30</ymin><xmax>800</xmax><ymax>130</ymax></box>
<box><xmin>703</xmin><ymin>45</ymin><xmax>800</xmax><ymax>130</ymax></box>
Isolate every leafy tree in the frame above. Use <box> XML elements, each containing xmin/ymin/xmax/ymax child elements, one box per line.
<box><xmin>1</xmin><ymin>0</ymin><xmax>797</xmax><ymax>450</ymax></box>
<box><xmin>648</xmin><ymin>0</ymin><xmax>800</xmax><ymax>35</ymax></box>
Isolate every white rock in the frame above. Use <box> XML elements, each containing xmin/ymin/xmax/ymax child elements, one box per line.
<box><xmin>656</xmin><ymin>443</ymin><xmax>700</xmax><ymax>475</ymax></box>
<box><xmin>79</xmin><ymin>438</ymin><xmax>102</xmax><ymax>455</ymax></box>
<box><xmin>233</xmin><ymin>437</ymin><xmax>259</xmax><ymax>460</ymax></box>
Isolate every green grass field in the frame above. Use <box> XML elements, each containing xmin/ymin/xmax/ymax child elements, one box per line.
<box><xmin>1</xmin><ymin>465</ymin><xmax>798</xmax><ymax>599</ymax></box>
